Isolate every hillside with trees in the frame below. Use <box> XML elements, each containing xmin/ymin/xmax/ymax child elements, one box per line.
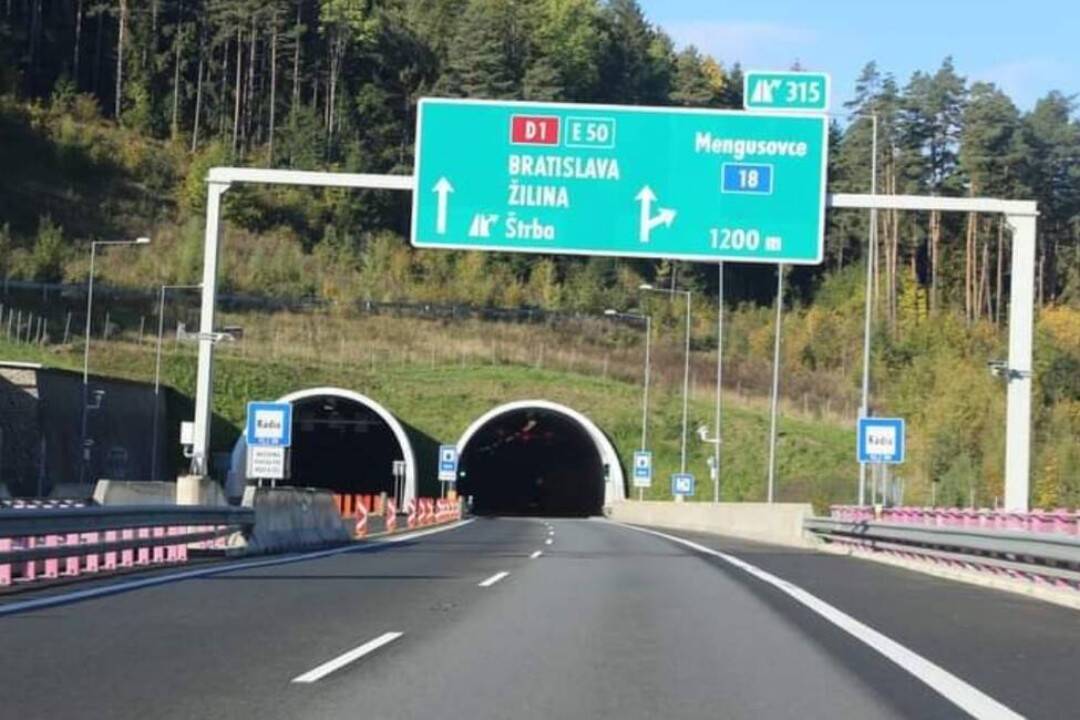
<box><xmin>0</xmin><ymin>0</ymin><xmax>1077</xmax><ymax>506</ymax></box>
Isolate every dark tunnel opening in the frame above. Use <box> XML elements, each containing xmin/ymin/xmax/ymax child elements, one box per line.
<box><xmin>459</xmin><ymin>408</ymin><xmax>605</xmax><ymax>517</ymax></box>
<box><xmin>287</xmin><ymin>395</ymin><xmax>405</xmax><ymax>495</ymax></box>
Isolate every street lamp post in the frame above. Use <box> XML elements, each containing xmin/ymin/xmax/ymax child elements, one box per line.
<box><xmin>766</xmin><ymin>265</ymin><xmax>785</xmax><ymax>504</ymax></box>
<box><xmin>640</xmin><ymin>284</ymin><xmax>692</xmax><ymax>500</ymax></box>
<box><xmin>858</xmin><ymin>113</ymin><xmax>879</xmax><ymax>507</ymax></box>
<box><xmin>714</xmin><ymin>262</ymin><xmax>724</xmax><ymax>503</ymax></box>
<box><xmin>606</xmin><ymin>309</ymin><xmax>652</xmax><ymax>501</ymax></box>
<box><xmin>151</xmin><ymin>283</ymin><xmax>201</xmax><ymax>481</ymax></box>
<box><xmin>79</xmin><ymin>237</ymin><xmax>150</xmax><ymax>486</ymax></box>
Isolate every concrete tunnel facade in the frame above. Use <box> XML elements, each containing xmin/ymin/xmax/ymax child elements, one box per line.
<box><xmin>455</xmin><ymin>400</ymin><xmax>626</xmax><ymax>516</ymax></box>
<box><xmin>227</xmin><ymin>387</ymin><xmax>418</xmax><ymax>504</ymax></box>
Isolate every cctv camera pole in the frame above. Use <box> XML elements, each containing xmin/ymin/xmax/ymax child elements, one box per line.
<box><xmin>151</xmin><ymin>283</ymin><xmax>201</xmax><ymax>482</ymax></box>
<box><xmin>79</xmin><ymin>237</ymin><xmax>150</xmax><ymax>486</ymax></box>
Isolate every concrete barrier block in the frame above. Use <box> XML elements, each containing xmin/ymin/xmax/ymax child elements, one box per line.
<box><xmin>608</xmin><ymin>501</ymin><xmax>816</xmax><ymax>548</ymax></box>
<box><xmin>93</xmin><ymin>480</ymin><xmax>177</xmax><ymax>506</ymax></box>
<box><xmin>240</xmin><ymin>487</ymin><xmax>351</xmax><ymax>555</ymax></box>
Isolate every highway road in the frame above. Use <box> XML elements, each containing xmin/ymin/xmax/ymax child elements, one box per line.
<box><xmin>1</xmin><ymin>517</ymin><xmax>1077</xmax><ymax>719</ymax></box>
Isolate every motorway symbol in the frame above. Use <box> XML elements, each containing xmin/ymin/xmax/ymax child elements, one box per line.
<box><xmin>857</xmin><ymin>417</ymin><xmax>906</xmax><ymax>464</ymax></box>
<box><xmin>743</xmin><ymin>71</ymin><xmax>830</xmax><ymax>112</ymax></box>
<box><xmin>633</xmin><ymin>450</ymin><xmax>653</xmax><ymax>487</ymax></box>
<box><xmin>671</xmin><ymin>472</ymin><xmax>695</xmax><ymax>497</ymax></box>
<box><xmin>438</xmin><ymin>445</ymin><xmax>459</xmax><ymax>483</ymax></box>
<box><xmin>245</xmin><ymin>402</ymin><xmax>292</xmax><ymax>448</ymax></box>
<box><xmin>635</xmin><ymin>186</ymin><xmax>676</xmax><ymax>243</ymax></box>
<box><xmin>412</xmin><ymin>98</ymin><xmax>828</xmax><ymax>265</ymax></box>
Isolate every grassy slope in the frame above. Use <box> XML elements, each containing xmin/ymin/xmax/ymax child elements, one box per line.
<box><xmin>0</xmin><ymin>336</ymin><xmax>854</xmax><ymax>509</ymax></box>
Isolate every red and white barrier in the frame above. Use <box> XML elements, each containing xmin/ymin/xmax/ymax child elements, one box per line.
<box><xmin>830</xmin><ymin>505</ymin><xmax>1080</xmax><ymax>536</ymax></box>
<box><xmin>406</xmin><ymin>499</ymin><xmax>418</xmax><ymax>529</ymax></box>
<box><xmin>385</xmin><ymin>499</ymin><xmax>397</xmax><ymax>533</ymax></box>
<box><xmin>355</xmin><ymin>505</ymin><xmax>369</xmax><ymax>538</ymax></box>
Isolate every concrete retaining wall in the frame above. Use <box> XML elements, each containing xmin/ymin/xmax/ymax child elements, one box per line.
<box><xmin>608</xmin><ymin>501</ymin><xmax>816</xmax><ymax>548</ymax></box>
<box><xmin>238</xmin><ymin>486</ymin><xmax>351</xmax><ymax>555</ymax></box>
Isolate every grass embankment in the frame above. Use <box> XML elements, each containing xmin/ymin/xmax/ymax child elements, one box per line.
<box><xmin>0</xmin><ymin>334</ymin><xmax>855</xmax><ymax>509</ymax></box>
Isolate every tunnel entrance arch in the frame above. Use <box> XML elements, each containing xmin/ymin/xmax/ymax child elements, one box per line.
<box><xmin>227</xmin><ymin>387</ymin><xmax>417</xmax><ymax>504</ymax></box>
<box><xmin>456</xmin><ymin>401</ymin><xmax>626</xmax><ymax>517</ymax></box>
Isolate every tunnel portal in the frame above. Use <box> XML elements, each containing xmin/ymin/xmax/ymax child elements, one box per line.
<box><xmin>228</xmin><ymin>388</ymin><xmax>417</xmax><ymax>503</ymax></box>
<box><xmin>458</xmin><ymin>403</ymin><xmax>621</xmax><ymax>517</ymax></box>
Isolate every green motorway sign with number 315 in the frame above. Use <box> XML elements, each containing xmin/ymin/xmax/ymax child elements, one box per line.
<box><xmin>743</xmin><ymin>71</ymin><xmax>831</xmax><ymax>112</ymax></box>
<box><xmin>411</xmin><ymin>98</ymin><xmax>829</xmax><ymax>265</ymax></box>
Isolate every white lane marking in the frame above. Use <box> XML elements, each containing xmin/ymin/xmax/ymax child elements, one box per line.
<box><xmin>616</xmin><ymin>523</ymin><xmax>1023</xmax><ymax>720</ymax></box>
<box><xmin>478</xmin><ymin>571</ymin><xmax>509</xmax><ymax>588</ymax></box>
<box><xmin>0</xmin><ymin>519</ymin><xmax>476</xmax><ymax>617</ymax></box>
<box><xmin>529</xmin><ymin>551</ymin><xmax>543</xmax><ymax>559</ymax></box>
<box><xmin>544</xmin><ymin>538</ymin><xmax>553</xmax><ymax>545</ymax></box>
<box><xmin>292</xmin><ymin>632</ymin><xmax>403</xmax><ymax>684</ymax></box>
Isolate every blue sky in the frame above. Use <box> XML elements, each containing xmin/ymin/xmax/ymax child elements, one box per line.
<box><xmin>638</xmin><ymin>0</ymin><xmax>1078</xmax><ymax>113</ymax></box>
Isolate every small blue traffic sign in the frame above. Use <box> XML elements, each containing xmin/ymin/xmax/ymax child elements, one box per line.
<box><xmin>438</xmin><ymin>445</ymin><xmax>459</xmax><ymax>482</ymax></box>
<box><xmin>633</xmin><ymin>451</ymin><xmax>652</xmax><ymax>488</ymax></box>
<box><xmin>857</xmin><ymin>417</ymin><xmax>905</xmax><ymax>464</ymax></box>
<box><xmin>245</xmin><ymin>402</ymin><xmax>292</xmax><ymax>447</ymax></box>
<box><xmin>671</xmin><ymin>473</ymin><xmax>695</xmax><ymax>497</ymax></box>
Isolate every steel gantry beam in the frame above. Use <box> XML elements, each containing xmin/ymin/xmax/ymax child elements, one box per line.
<box><xmin>189</xmin><ymin>168</ymin><xmax>1038</xmax><ymax>511</ymax></box>
<box><xmin>828</xmin><ymin>193</ymin><xmax>1038</xmax><ymax>512</ymax></box>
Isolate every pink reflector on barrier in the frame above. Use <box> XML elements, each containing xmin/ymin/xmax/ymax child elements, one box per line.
<box><xmin>0</xmin><ymin>538</ymin><xmax>10</xmax><ymax>586</ymax></box>
<box><xmin>64</xmin><ymin>533</ymin><xmax>81</xmax><ymax>576</ymax></box>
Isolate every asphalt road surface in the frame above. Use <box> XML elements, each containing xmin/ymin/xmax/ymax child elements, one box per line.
<box><xmin>2</xmin><ymin>517</ymin><xmax>1076</xmax><ymax>719</ymax></box>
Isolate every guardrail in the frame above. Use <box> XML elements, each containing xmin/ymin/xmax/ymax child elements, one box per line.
<box><xmin>805</xmin><ymin>517</ymin><xmax>1080</xmax><ymax>592</ymax></box>
<box><xmin>0</xmin><ymin>505</ymin><xmax>254</xmax><ymax>587</ymax></box>
<box><xmin>830</xmin><ymin>505</ymin><xmax>1079</xmax><ymax>536</ymax></box>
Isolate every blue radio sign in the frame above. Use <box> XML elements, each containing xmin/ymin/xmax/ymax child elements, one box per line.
<box><xmin>245</xmin><ymin>402</ymin><xmax>292</xmax><ymax>448</ymax></box>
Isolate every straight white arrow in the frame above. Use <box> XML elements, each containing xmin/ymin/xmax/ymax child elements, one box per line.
<box><xmin>434</xmin><ymin>177</ymin><xmax>454</xmax><ymax>234</ymax></box>
<box><xmin>636</xmin><ymin>186</ymin><xmax>676</xmax><ymax>243</ymax></box>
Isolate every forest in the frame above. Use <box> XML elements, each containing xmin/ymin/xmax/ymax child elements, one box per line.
<box><xmin>0</xmin><ymin>0</ymin><xmax>1078</xmax><ymax>505</ymax></box>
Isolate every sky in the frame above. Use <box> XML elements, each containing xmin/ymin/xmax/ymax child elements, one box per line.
<box><xmin>638</xmin><ymin>0</ymin><xmax>1078</xmax><ymax>113</ymax></box>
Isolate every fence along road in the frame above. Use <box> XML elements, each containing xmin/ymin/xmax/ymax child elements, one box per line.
<box><xmin>1</xmin><ymin>516</ymin><xmax>1076</xmax><ymax>719</ymax></box>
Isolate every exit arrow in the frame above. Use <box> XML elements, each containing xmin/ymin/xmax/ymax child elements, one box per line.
<box><xmin>433</xmin><ymin>177</ymin><xmax>454</xmax><ymax>234</ymax></box>
<box><xmin>636</xmin><ymin>186</ymin><xmax>676</xmax><ymax>243</ymax></box>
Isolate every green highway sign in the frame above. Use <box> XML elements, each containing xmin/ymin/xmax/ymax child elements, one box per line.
<box><xmin>411</xmin><ymin>98</ymin><xmax>828</xmax><ymax>265</ymax></box>
<box><xmin>743</xmin><ymin>71</ymin><xmax>830</xmax><ymax>112</ymax></box>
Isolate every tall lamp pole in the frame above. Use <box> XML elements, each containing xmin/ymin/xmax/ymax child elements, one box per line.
<box><xmin>640</xmin><ymin>284</ymin><xmax>692</xmax><ymax>499</ymax></box>
<box><xmin>80</xmin><ymin>237</ymin><xmax>151</xmax><ymax>486</ymax></box>
<box><xmin>857</xmin><ymin>112</ymin><xmax>879</xmax><ymax>506</ymax></box>
<box><xmin>606</xmin><ymin>309</ymin><xmax>652</xmax><ymax>501</ymax></box>
<box><xmin>151</xmin><ymin>283</ymin><xmax>201</xmax><ymax>481</ymax></box>
<box><xmin>714</xmin><ymin>262</ymin><xmax>724</xmax><ymax>503</ymax></box>
<box><xmin>766</xmin><ymin>264</ymin><xmax>785</xmax><ymax>504</ymax></box>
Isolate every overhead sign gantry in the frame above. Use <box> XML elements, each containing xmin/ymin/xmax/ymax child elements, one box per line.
<box><xmin>411</xmin><ymin>98</ymin><xmax>828</xmax><ymax>265</ymax></box>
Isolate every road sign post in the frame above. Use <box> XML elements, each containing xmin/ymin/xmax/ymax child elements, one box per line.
<box><xmin>857</xmin><ymin>417</ymin><xmax>906</xmax><ymax>465</ymax></box>
<box><xmin>671</xmin><ymin>473</ymin><xmax>695</xmax><ymax>499</ymax></box>
<box><xmin>245</xmin><ymin>402</ymin><xmax>292</xmax><ymax>487</ymax></box>
<box><xmin>438</xmin><ymin>445</ymin><xmax>459</xmax><ymax>498</ymax></box>
<box><xmin>412</xmin><ymin>98</ymin><xmax>828</xmax><ymax>265</ymax></box>
<box><xmin>632</xmin><ymin>450</ymin><xmax>652</xmax><ymax>500</ymax></box>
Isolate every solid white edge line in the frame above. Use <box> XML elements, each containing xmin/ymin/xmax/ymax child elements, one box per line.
<box><xmin>529</xmin><ymin>551</ymin><xmax>542</xmax><ymax>559</ymax></box>
<box><xmin>0</xmin><ymin>519</ymin><xmax>477</xmax><ymax>617</ymax></box>
<box><xmin>613</xmin><ymin>522</ymin><xmax>1022</xmax><ymax>720</ymax></box>
<box><xmin>478</xmin><ymin>571</ymin><xmax>509</xmax><ymax>588</ymax></box>
<box><xmin>292</xmin><ymin>631</ymin><xmax>403</xmax><ymax>684</ymax></box>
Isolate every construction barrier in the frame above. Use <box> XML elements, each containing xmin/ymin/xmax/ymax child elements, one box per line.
<box><xmin>385</xmin><ymin>499</ymin><xmax>397</xmax><ymax>533</ymax></box>
<box><xmin>354</xmin><ymin>505</ymin><xmax>368</xmax><ymax>538</ymax></box>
